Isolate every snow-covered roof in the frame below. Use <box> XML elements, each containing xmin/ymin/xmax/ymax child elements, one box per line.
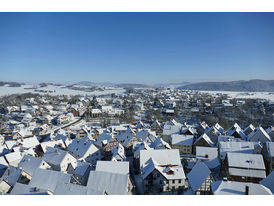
<box><xmin>227</xmin><ymin>152</ymin><xmax>265</xmax><ymax>170</ymax></box>
<box><xmin>141</xmin><ymin>158</ymin><xmax>186</xmax><ymax>180</ymax></box>
<box><xmin>219</xmin><ymin>141</ymin><xmax>256</xmax><ymax>160</ymax></box>
<box><xmin>193</xmin><ymin>133</ymin><xmax>214</xmax><ymax>147</ymax></box>
<box><xmin>247</xmin><ymin>127</ymin><xmax>271</xmax><ymax>143</ymax></box>
<box><xmin>54</xmin><ymin>182</ymin><xmax>104</xmax><ymax>195</ymax></box>
<box><xmin>73</xmin><ymin>161</ymin><xmax>91</xmax><ymax>176</ymax></box>
<box><xmin>162</xmin><ymin>125</ymin><xmax>181</xmax><ymax>136</ymax></box>
<box><xmin>10</xmin><ymin>183</ymin><xmax>51</xmax><ymax>195</ymax></box>
<box><xmin>212</xmin><ymin>180</ymin><xmax>272</xmax><ymax>195</ymax></box>
<box><xmin>29</xmin><ymin>168</ymin><xmax>71</xmax><ymax>192</ymax></box>
<box><xmin>40</xmin><ymin>139</ymin><xmax>66</xmax><ymax>152</ymax></box>
<box><xmin>140</xmin><ymin>149</ymin><xmax>181</xmax><ymax>169</ymax></box>
<box><xmin>264</xmin><ymin>142</ymin><xmax>274</xmax><ymax>157</ymax></box>
<box><xmin>96</xmin><ymin>161</ymin><xmax>129</xmax><ymax>175</ymax></box>
<box><xmin>228</xmin><ymin>167</ymin><xmax>266</xmax><ymax>178</ymax></box>
<box><xmin>18</xmin><ymin>154</ymin><xmax>47</xmax><ymax>176</ymax></box>
<box><xmin>187</xmin><ymin>160</ymin><xmax>211</xmax><ymax>192</ymax></box>
<box><xmin>196</xmin><ymin>146</ymin><xmax>218</xmax><ymax>160</ymax></box>
<box><xmin>17</xmin><ymin>136</ymin><xmax>39</xmax><ymax>149</ymax></box>
<box><xmin>87</xmin><ymin>171</ymin><xmax>129</xmax><ymax>195</ymax></box>
<box><xmin>0</xmin><ymin>166</ymin><xmax>22</xmax><ymax>187</ymax></box>
<box><xmin>67</xmin><ymin>138</ymin><xmax>96</xmax><ymax>159</ymax></box>
<box><xmin>4</xmin><ymin>151</ymin><xmax>22</xmax><ymax>167</ymax></box>
<box><xmin>150</xmin><ymin>137</ymin><xmax>171</xmax><ymax>149</ymax></box>
<box><xmin>171</xmin><ymin>134</ymin><xmax>194</xmax><ymax>146</ymax></box>
<box><xmin>42</xmin><ymin>147</ymin><xmax>71</xmax><ymax>166</ymax></box>
<box><xmin>260</xmin><ymin>171</ymin><xmax>274</xmax><ymax>194</ymax></box>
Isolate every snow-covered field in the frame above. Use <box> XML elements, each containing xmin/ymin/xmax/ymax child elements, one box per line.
<box><xmin>198</xmin><ymin>90</ymin><xmax>274</xmax><ymax>101</ymax></box>
<box><xmin>0</xmin><ymin>84</ymin><xmax>125</xmax><ymax>97</ymax></box>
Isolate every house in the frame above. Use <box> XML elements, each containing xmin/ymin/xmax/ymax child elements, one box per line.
<box><xmin>150</xmin><ymin>137</ymin><xmax>171</xmax><ymax>150</ymax></box>
<box><xmin>42</xmin><ymin>147</ymin><xmax>77</xmax><ymax>172</ymax></box>
<box><xmin>224</xmin><ymin>152</ymin><xmax>266</xmax><ymax>183</ymax></box>
<box><xmin>67</xmin><ymin>160</ymin><xmax>93</xmax><ymax>185</ymax></box>
<box><xmin>135</xmin><ymin>129</ymin><xmax>157</xmax><ymax>143</ymax></box>
<box><xmin>150</xmin><ymin>120</ymin><xmax>163</xmax><ymax>136</ymax></box>
<box><xmin>140</xmin><ymin>149</ymin><xmax>186</xmax><ymax>194</ymax></box>
<box><xmin>28</xmin><ymin>168</ymin><xmax>72</xmax><ymax>192</ymax></box>
<box><xmin>162</xmin><ymin>124</ymin><xmax>182</xmax><ymax>144</ymax></box>
<box><xmin>211</xmin><ymin>180</ymin><xmax>272</xmax><ymax>195</ymax></box>
<box><xmin>36</xmin><ymin>139</ymin><xmax>66</xmax><ymax>156</ymax></box>
<box><xmin>193</xmin><ymin>133</ymin><xmax>215</xmax><ymax>154</ymax></box>
<box><xmin>266</xmin><ymin>126</ymin><xmax>274</xmax><ymax>141</ymax></box>
<box><xmin>87</xmin><ymin>170</ymin><xmax>132</xmax><ymax>195</ymax></box>
<box><xmin>171</xmin><ymin>134</ymin><xmax>194</xmax><ymax>155</ymax></box>
<box><xmin>95</xmin><ymin>132</ymin><xmax>114</xmax><ymax>147</ymax></box>
<box><xmin>260</xmin><ymin>170</ymin><xmax>274</xmax><ymax>194</ymax></box>
<box><xmin>196</xmin><ymin>147</ymin><xmax>220</xmax><ymax>172</ymax></box>
<box><xmin>262</xmin><ymin>142</ymin><xmax>274</xmax><ymax>174</ymax></box>
<box><xmin>111</xmin><ymin>143</ymin><xmax>127</xmax><ymax>161</ymax></box>
<box><xmin>187</xmin><ymin>160</ymin><xmax>212</xmax><ymax>195</ymax></box>
<box><xmin>18</xmin><ymin>154</ymin><xmax>51</xmax><ymax>177</ymax></box>
<box><xmin>247</xmin><ymin>126</ymin><xmax>271</xmax><ymax>143</ymax></box>
<box><xmin>67</xmin><ymin>138</ymin><xmax>102</xmax><ymax>165</ymax></box>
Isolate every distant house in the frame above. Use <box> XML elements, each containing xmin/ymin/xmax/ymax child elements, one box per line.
<box><xmin>243</xmin><ymin>124</ymin><xmax>256</xmax><ymax>136</ymax></box>
<box><xmin>227</xmin><ymin>123</ymin><xmax>247</xmax><ymax>140</ymax></box>
<box><xmin>186</xmin><ymin>160</ymin><xmax>212</xmax><ymax>195</ymax></box>
<box><xmin>247</xmin><ymin>127</ymin><xmax>271</xmax><ymax>143</ymax></box>
<box><xmin>224</xmin><ymin>152</ymin><xmax>266</xmax><ymax>183</ymax></box>
<box><xmin>193</xmin><ymin>133</ymin><xmax>215</xmax><ymax>154</ymax></box>
<box><xmin>211</xmin><ymin>180</ymin><xmax>272</xmax><ymax>195</ymax></box>
<box><xmin>162</xmin><ymin>124</ymin><xmax>182</xmax><ymax>144</ymax></box>
<box><xmin>150</xmin><ymin>137</ymin><xmax>171</xmax><ymax>150</ymax></box>
<box><xmin>266</xmin><ymin>126</ymin><xmax>274</xmax><ymax>142</ymax></box>
<box><xmin>262</xmin><ymin>142</ymin><xmax>274</xmax><ymax>174</ymax></box>
<box><xmin>140</xmin><ymin>149</ymin><xmax>186</xmax><ymax>194</ymax></box>
<box><xmin>171</xmin><ymin>134</ymin><xmax>194</xmax><ymax>155</ymax></box>
<box><xmin>150</xmin><ymin>120</ymin><xmax>163</xmax><ymax>136</ymax></box>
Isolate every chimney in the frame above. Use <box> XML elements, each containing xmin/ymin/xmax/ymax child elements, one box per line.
<box><xmin>245</xmin><ymin>185</ymin><xmax>249</xmax><ymax>195</ymax></box>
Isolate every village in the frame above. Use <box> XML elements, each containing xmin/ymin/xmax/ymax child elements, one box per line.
<box><xmin>0</xmin><ymin>87</ymin><xmax>274</xmax><ymax>195</ymax></box>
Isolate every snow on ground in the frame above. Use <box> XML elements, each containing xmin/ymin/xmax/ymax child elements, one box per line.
<box><xmin>0</xmin><ymin>84</ymin><xmax>125</xmax><ymax>97</ymax></box>
<box><xmin>198</xmin><ymin>90</ymin><xmax>274</xmax><ymax>102</ymax></box>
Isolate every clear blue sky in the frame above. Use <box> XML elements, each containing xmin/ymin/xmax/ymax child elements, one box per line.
<box><xmin>0</xmin><ymin>12</ymin><xmax>273</xmax><ymax>84</ymax></box>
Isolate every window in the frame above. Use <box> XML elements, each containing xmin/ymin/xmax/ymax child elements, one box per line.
<box><xmin>172</xmin><ymin>180</ymin><xmax>175</xmax><ymax>184</ymax></box>
<box><xmin>179</xmin><ymin>179</ymin><xmax>181</xmax><ymax>184</ymax></box>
